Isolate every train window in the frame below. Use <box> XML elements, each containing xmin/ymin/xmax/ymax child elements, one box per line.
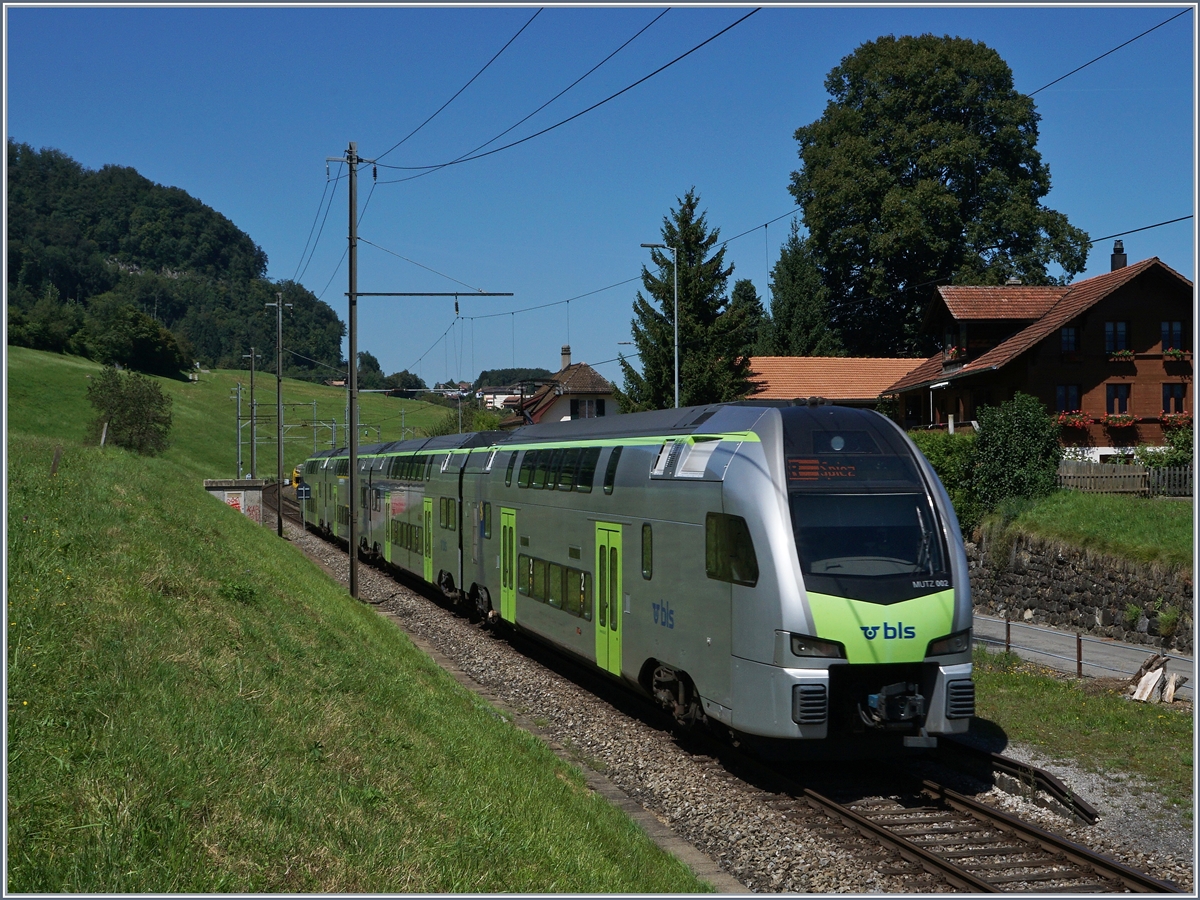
<box><xmin>557</xmin><ymin>447</ymin><xmax>579</xmax><ymax>490</ymax></box>
<box><xmin>603</xmin><ymin>446</ymin><xmax>623</xmax><ymax>494</ymax></box>
<box><xmin>597</xmin><ymin>556</ymin><xmax>607</xmax><ymax>627</ymax></box>
<box><xmin>547</xmin><ymin>563</ymin><xmax>564</xmax><ymax>608</ymax></box>
<box><xmin>581</xmin><ymin>570</ymin><xmax>594</xmax><ymax>621</ymax></box>
<box><xmin>532</xmin><ymin>449</ymin><xmax>551</xmax><ymax>489</ymax></box>
<box><xmin>505</xmin><ymin>451</ymin><xmax>518</xmax><ymax>486</ymax></box>
<box><xmin>517</xmin><ymin>554</ymin><xmax>531</xmax><ymax>595</ymax></box>
<box><xmin>576</xmin><ymin>447</ymin><xmax>600</xmax><ymax>493</ymax></box>
<box><xmin>425</xmin><ymin>456</ymin><xmax>434</xmax><ymax>480</ymax></box>
<box><xmin>642</xmin><ymin>524</ymin><xmax>653</xmax><ymax>580</ymax></box>
<box><xmin>518</xmin><ymin>451</ymin><xmax>535</xmax><ymax>488</ymax></box>
<box><xmin>705</xmin><ymin>513</ymin><xmax>759</xmax><ymax>587</ymax></box>
<box><xmin>532</xmin><ymin>558</ymin><xmax>547</xmax><ymax>601</ymax></box>
<box><xmin>483</xmin><ymin>502</ymin><xmax>492</xmax><ymax>539</ymax></box>
<box><xmin>546</xmin><ymin>448</ymin><xmax>565</xmax><ymax>490</ymax></box>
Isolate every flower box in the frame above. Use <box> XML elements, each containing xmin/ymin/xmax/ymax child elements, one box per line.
<box><xmin>1055</xmin><ymin>411</ymin><xmax>1092</xmax><ymax>429</ymax></box>
<box><xmin>943</xmin><ymin>346</ymin><xmax>967</xmax><ymax>362</ymax></box>
<box><xmin>1108</xmin><ymin>349</ymin><xmax>1135</xmax><ymax>362</ymax></box>
<box><xmin>1160</xmin><ymin>411</ymin><xmax>1192</xmax><ymax>430</ymax></box>
<box><xmin>1163</xmin><ymin>348</ymin><xmax>1189</xmax><ymax>361</ymax></box>
<box><xmin>1099</xmin><ymin>413</ymin><xmax>1139</xmax><ymax>428</ymax></box>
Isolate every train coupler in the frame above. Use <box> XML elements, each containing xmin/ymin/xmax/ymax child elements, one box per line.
<box><xmin>858</xmin><ymin>681</ymin><xmax>926</xmax><ymax>729</ymax></box>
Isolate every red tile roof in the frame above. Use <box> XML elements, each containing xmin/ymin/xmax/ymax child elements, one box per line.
<box><xmin>936</xmin><ymin>285</ymin><xmax>1067</xmax><ymax>320</ymax></box>
<box><xmin>888</xmin><ymin>258</ymin><xmax>1193</xmax><ymax>393</ymax></box>
<box><xmin>750</xmin><ymin>357</ymin><xmax>923</xmax><ymax>402</ymax></box>
<box><xmin>498</xmin><ymin>362</ymin><xmax>614</xmax><ymax>427</ymax></box>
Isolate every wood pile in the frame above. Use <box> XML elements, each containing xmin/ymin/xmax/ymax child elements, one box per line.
<box><xmin>1126</xmin><ymin>654</ymin><xmax>1188</xmax><ymax>703</ymax></box>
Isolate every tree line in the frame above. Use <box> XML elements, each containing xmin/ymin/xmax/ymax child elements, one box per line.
<box><xmin>619</xmin><ymin>34</ymin><xmax>1089</xmax><ymax>411</ymax></box>
<box><xmin>7</xmin><ymin>140</ymin><xmax>345</xmax><ymax>378</ymax></box>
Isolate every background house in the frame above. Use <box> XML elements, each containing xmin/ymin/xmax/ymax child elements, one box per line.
<box><xmin>499</xmin><ymin>345</ymin><xmax>616</xmax><ymax>428</ymax></box>
<box><xmin>886</xmin><ymin>244</ymin><xmax>1193</xmax><ymax>460</ymax></box>
<box><xmin>749</xmin><ymin>357</ymin><xmax>920</xmax><ymax>409</ymax></box>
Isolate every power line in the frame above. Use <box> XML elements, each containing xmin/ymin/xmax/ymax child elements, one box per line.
<box><xmin>292</xmin><ymin>171</ymin><xmax>334</xmax><ymax>282</ymax></box>
<box><xmin>378</xmin><ymin>8</ymin><xmax>670</xmax><ymax>186</ymax></box>
<box><xmin>357</xmin><ymin>237</ymin><xmax>487</xmax><ymax>292</ymax></box>
<box><xmin>375</xmin><ymin>8</ymin><xmax>760</xmax><ymax>176</ymax></box>
<box><xmin>1030</xmin><ymin>8</ymin><xmax>1191</xmax><ymax>96</ymax></box>
<box><xmin>296</xmin><ymin>166</ymin><xmax>345</xmax><ymax>285</ymax></box>
<box><xmin>376</xmin><ymin>8</ymin><xmax>543</xmax><ymax>163</ymax></box>
<box><xmin>1087</xmin><ymin>215</ymin><xmax>1193</xmax><ymax>245</ymax></box>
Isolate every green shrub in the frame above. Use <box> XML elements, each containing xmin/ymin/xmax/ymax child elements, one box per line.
<box><xmin>1158</xmin><ymin>605</ymin><xmax>1181</xmax><ymax>637</ymax></box>
<box><xmin>1124</xmin><ymin>603</ymin><xmax>1142</xmax><ymax>629</ymax></box>
<box><xmin>908</xmin><ymin>429</ymin><xmax>982</xmax><ymax>532</ymax></box>
<box><xmin>971</xmin><ymin>393</ymin><xmax>1062</xmax><ymax>512</ymax></box>
<box><xmin>1134</xmin><ymin>425</ymin><xmax>1194</xmax><ymax>468</ymax></box>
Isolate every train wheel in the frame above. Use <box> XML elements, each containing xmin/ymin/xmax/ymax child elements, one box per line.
<box><xmin>651</xmin><ymin>664</ymin><xmax>704</xmax><ymax>728</ymax></box>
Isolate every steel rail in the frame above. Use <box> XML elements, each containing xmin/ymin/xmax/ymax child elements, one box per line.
<box><xmin>923</xmin><ymin>780</ymin><xmax>1183</xmax><ymax>893</ymax></box>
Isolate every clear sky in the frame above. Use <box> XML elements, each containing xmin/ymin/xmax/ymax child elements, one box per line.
<box><xmin>5</xmin><ymin>4</ymin><xmax>1195</xmax><ymax>388</ymax></box>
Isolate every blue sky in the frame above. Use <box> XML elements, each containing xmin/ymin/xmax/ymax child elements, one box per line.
<box><xmin>6</xmin><ymin>5</ymin><xmax>1195</xmax><ymax>387</ymax></box>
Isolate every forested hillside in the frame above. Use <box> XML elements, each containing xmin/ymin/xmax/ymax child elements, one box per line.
<box><xmin>7</xmin><ymin>140</ymin><xmax>344</xmax><ymax>377</ymax></box>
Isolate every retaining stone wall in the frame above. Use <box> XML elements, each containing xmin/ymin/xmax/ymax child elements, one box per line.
<box><xmin>966</xmin><ymin>533</ymin><xmax>1193</xmax><ymax>656</ymax></box>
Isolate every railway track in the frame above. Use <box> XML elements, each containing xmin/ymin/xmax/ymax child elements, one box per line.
<box><xmin>271</xmin><ymin>485</ymin><xmax>1183</xmax><ymax>894</ymax></box>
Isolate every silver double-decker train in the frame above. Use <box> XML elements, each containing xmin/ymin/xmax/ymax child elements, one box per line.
<box><xmin>297</xmin><ymin>400</ymin><xmax>975</xmax><ymax>752</ymax></box>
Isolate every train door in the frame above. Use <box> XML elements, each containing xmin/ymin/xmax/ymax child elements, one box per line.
<box><xmin>500</xmin><ymin>508</ymin><xmax>516</xmax><ymax>622</ymax></box>
<box><xmin>595</xmin><ymin>523</ymin><xmax>623</xmax><ymax>676</ymax></box>
<box><xmin>383</xmin><ymin>491</ymin><xmax>392</xmax><ymax>565</ymax></box>
<box><xmin>423</xmin><ymin>497</ymin><xmax>434</xmax><ymax>583</ymax></box>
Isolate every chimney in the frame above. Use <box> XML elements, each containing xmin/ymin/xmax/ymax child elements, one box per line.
<box><xmin>561</xmin><ymin>345</ymin><xmax>571</xmax><ymax>371</ymax></box>
<box><xmin>1111</xmin><ymin>240</ymin><xmax>1127</xmax><ymax>271</ymax></box>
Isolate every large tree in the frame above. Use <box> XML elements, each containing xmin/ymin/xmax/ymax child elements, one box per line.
<box><xmin>790</xmin><ymin>34</ymin><xmax>1089</xmax><ymax>356</ymax></box>
<box><xmin>763</xmin><ymin>219</ymin><xmax>844</xmax><ymax>357</ymax></box>
<box><xmin>728</xmin><ymin>279</ymin><xmax>767</xmax><ymax>358</ymax></box>
<box><xmin>617</xmin><ymin>189</ymin><xmax>757</xmax><ymax>411</ymax></box>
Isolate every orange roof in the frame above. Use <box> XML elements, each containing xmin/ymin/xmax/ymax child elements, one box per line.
<box><xmin>936</xmin><ymin>285</ymin><xmax>1067</xmax><ymax>320</ymax></box>
<box><xmin>888</xmin><ymin>258</ymin><xmax>1193</xmax><ymax>393</ymax></box>
<box><xmin>750</xmin><ymin>357</ymin><xmax>923</xmax><ymax>402</ymax></box>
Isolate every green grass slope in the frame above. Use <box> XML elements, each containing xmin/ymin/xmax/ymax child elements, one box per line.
<box><xmin>6</xmin><ymin>349</ymin><xmax>707</xmax><ymax>892</ymax></box>
<box><xmin>7</xmin><ymin>346</ymin><xmax>448</xmax><ymax>479</ymax></box>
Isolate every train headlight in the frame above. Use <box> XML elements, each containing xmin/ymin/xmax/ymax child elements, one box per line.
<box><xmin>926</xmin><ymin>629</ymin><xmax>971</xmax><ymax>657</ymax></box>
<box><xmin>790</xmin><ymin>633</ymin><xmax>845</xmax><ymax>659</ymax></box>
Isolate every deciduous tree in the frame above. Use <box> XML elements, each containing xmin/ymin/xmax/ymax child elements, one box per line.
<box><xmin>789</xmin><ymin>35</ymin><xmax>1089</xmax><ymax>356</ymax></box>
<box><xmin>86</xmin><ymin>365</ymin><xmax>173</xmax><ymax>456</ymax></box>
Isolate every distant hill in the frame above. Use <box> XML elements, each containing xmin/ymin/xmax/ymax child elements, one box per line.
<box><xmin>473</xmin><ymin>367</ymin><xmax>553</xmax><ymax>389</ymax></box>
<box><xmin>6</xmin><ymin>140</ymin><xmax>344</xmax><ymax>377</ymax></box>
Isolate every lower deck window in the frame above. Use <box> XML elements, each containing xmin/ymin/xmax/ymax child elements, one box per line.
<box><xmin>517</xmin><ymin>553</ymin><xmax>592</xmax><ymax>620</ymax></box>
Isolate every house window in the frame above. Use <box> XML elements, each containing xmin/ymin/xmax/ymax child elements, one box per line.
<box><xmin>1162</xmin><ymin>321</ymin><xmax>1183</xmax><ymax>351</ymax></box>
<box><xmin>570</xmin><ymin>398</ymin><xmax>605</xmax><ymax>419</ymax></box>
<box><xmin>1056</xmin><ymin>385</ymin><xmax>1081</xmax><ymax>413</ymax></box>
<box><xmin>1106</xmin><ymin>384</ymin><xmax>1130</xmax><ymax>414</ymax></box>
<box><xmin>1163</xmin><ymin>383</ymin><xmax>1186</xmax><ymax>413</ymax></box>
<box><xmin>1105</xmin><ymin>321</ymin><xmax>1129</xmax><ymax>352</ymax></box>
<box><xmin>1060</xmin><ymin>327</ymin><xmax>1078</xmax><ymax>353</ymax></box>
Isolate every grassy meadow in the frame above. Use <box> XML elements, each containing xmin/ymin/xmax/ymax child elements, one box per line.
<box><xmin>6</xmin><ymin>349</ymin><xmax>708</xmax><ymax>892</ymax></box>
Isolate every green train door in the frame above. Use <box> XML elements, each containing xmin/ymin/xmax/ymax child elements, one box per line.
<box><xmin>423</xmin><ymin>497</ymin><xmax>434</xmax><ymax>583</ymax></box>
<box><xmin>383</xmin><ymin>492</ymin><xmax>392</xmax><ymax>565</ymax></box>
<box><xmin>595</xmin><ymin>523</ymin><xmax>622</xmax><ymax>676</ymax></box>
<box><xmin>500</xmin><ymin>508</ymin><xmax>517</xmax><ymax>622</ymax></box>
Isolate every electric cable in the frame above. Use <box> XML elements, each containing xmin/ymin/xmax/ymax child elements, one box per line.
<box><xmin>376</xmin><ymin>8</ymin><xmax>543</xmax><ymax>163</ymax></box>
<box><xmin>357</xmin><ymin>237</ymin><xmax>486</xmax><ymax>292</ymax></box>
<box><xmin>375</xmin><ymin>8</ymin><xmax>759</xmax><ymax>176</ymax></box>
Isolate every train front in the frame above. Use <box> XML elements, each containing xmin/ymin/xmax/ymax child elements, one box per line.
<box><xmin>727</xmin><ymin>403</ymin><xmax>974</xmax><ymax>751</ymax></box>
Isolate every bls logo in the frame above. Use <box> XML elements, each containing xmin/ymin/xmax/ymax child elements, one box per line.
<box><xmin>860</xmin><ymin>622</ymin><xmax>916</xmax><ymax>640</ymax></box>
<box><xmin>652</xmin><ymin>601</ymin><xmax>675</xmax><ymax>629</ymax></box>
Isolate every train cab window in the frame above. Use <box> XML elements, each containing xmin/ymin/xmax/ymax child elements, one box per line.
<box><xmin>576</xmin><ymin>447</ymin><xmax>601</xmax><ymax>493</ymax></box>
<box><xmin>557</xmin><ymin>447</ymin><xmax>581</xmax><ymax>490</ymax></box>
<box><xmin>705</xmin><ymin>513</ymin><xmax>759</xmax><ymax>587</ymax></box>
<box><xmin>518</xmin><ymin>452</ymin><xmax>535</xmax><ymax>488</ymax></box>
<box><xmin>603</xmin><ymin>446</ymin><xmax>623</xmax><ymax>494</ymax></box>
<box><xmin>641</xmin><ymin>523</ymin><xmax>653</xmax><ymax>580</ymax></box>
<box><xmin>505</xmin><ymin>451</ymin><xmax>518</xmax><ymax>486</ymax></box>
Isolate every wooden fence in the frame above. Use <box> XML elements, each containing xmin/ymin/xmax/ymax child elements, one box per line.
<box><xmin>1057</xmin><ymin>462</ymin><xmax>1193</xmax><ymax>497</ymax></box>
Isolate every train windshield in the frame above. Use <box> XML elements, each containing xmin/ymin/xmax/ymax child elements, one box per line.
<box><xmin>781</xmin><ymin>407</ymin><xmax>950</xmax><ymax>605</ymax></box>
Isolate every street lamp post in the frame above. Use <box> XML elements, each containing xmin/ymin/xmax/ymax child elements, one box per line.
<box><xmin>641</xmin><ymin>242</ymin><xmax>679</xmax><ymax>408</ymax></box>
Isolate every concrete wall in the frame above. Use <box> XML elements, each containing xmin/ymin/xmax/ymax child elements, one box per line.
<box><xmin>203</xmin><ymin>479</ymin><xmax>266</xmax><ymax>526</ymax></box>
<box><xmin>967</xmin><ymin>531</ymin><xmax>1193</xmax><ymax>655</ymax></box>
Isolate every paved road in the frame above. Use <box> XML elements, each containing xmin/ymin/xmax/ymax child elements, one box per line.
<box><xmin>973</xmin><ymin>613</ymin><xmax>1193</xmax><ymax>700</ymax></box>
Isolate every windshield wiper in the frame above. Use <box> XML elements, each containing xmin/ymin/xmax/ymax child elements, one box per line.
<box><xmin>915</xmin><ymin>506</ymin><xmax>933</xmax><ymax>574</ymax></box>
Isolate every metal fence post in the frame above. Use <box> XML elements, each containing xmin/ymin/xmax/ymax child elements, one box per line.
<box><xmin>1005</xmin><ymin>616</ymin><xmax>1011</xmax><ymax>654</ymax></box>
<box><xmin>1077</xmin><ymin>633</ymin><xmax>1083</xmax><ymax>678</ymax></box>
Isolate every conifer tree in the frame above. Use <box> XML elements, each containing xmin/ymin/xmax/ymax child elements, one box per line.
<box><xmin>765</xmin><ymin>220</ymin><xmax>844</xmax><ymax>357</ymax></box>
<box><xmin>616</xmin><ymin>189</ymin><xmax>756</xmax><ymax>411</ymax></box>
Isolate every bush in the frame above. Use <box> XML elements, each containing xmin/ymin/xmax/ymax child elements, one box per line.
<box><xmin>971</xmin><ymin>393</ymin><xmax>1062</xmax><ymax>512</ymax></box>
<box><xmin>1133</xmin><ymin>425</ymin><xmax>1193</xmax><ymax>468</ymax></box>
<box><xmin>86</xmin><ymin>365</ymin><xmax>173</xmax><ymax>455</ymax></box>
<box><xmin>423</xmin><ymin>404</ymin><xmax>502</xmax><ymax>437</ymax></box>
<box><xmin>908</xmin><ymin>429</ymin><xmax>982</xmax><ymax>531</ymax></box>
